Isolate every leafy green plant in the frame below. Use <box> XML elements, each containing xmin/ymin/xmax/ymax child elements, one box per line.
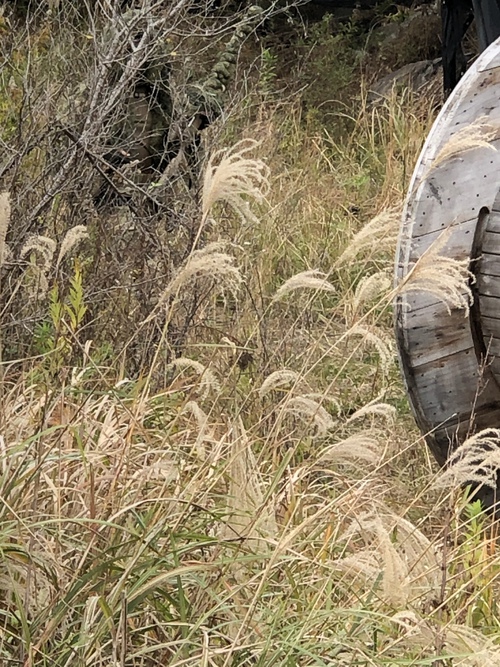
<box><xmin>258</xmin><ymin>47</ymin><xmax>277</xmax><ymax>97</ymax></box>
<box><xmin>34</xmin><ymin>259</ymin><xmax>87</xmax><ymax>374</ymax></box>
<box><xmin>451</xmin><ymin>499</ymin><xmax>500</xmax><ymax>630</ymax></box>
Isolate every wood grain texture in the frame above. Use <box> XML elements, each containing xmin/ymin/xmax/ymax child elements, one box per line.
<box><xmin>395</xmin><ymin>37</ymin><xmax>500</xmax><ymax>469</ymax></box>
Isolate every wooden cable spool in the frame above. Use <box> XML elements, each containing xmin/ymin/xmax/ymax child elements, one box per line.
<box><xmin>395</xmin><ymin>39</ymin><xmax>500</xmax><ymax>505</ymax></box>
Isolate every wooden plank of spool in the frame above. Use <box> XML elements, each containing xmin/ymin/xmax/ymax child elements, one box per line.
<box><xmin>477</xmin><ymin>209</ymin><xmax>500</xmax><ymax>356</ymax></box>
<box><xmin>409</xmin><ymin>218</ymin><xmax>477</xmax><ymax>260</ymax></box>
<box><xmin>404</xmin><ymin>303</ymin><xmax>470</xmax><ymax>367</ymax></box>
<box><xmin>431</xmin><ymin>402</ymin><xmax>500</xmax><ymax>466</ymax></box>
<box><xmin>395</xmin><ymin>36</ymin><xmax>500</xmax><ymax>476</ymax></box>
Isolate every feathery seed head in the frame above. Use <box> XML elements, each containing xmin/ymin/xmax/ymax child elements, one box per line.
<box><xmin>282</xmin><ymin>395</ymin><xmax>335</xmax><ymax>436</ymax></box>
<box><xmin>273</xmin><ymin>269</ymin><xmax>335</xmax><ymax>302</ymax></box>
<box><xmin>181</xmin><ymin>400</ymin><xmax>215</xmax><ymax>460</ymax></box>
<box><xmin>0</xmin><ymin>191</ymin><xmax>11</xmax><ymax>268</ymax></box>
<box><xmin>259</xmin><ymin>369</ymin><xmax>301</xmax><ymax>397</ymax></box>
<box><xmin>349</xmin><ymin>271</ymin><xmax>391</xmax><ymax>321</ymax></box>
<box><xmin>396</xmin><ymin>226</ymin><xmax>474</xmax><ymax>316</ymax></box>
<box><xmin>431</xmin><ymin>115</ymin><xmax>499</xmax><ymax>169</ymax></box>
<box><xmin>145</xmin><ymin>243</ymin><xmax>242</xmax><ymax>322</ymax></box>
<box><xmin>167</xmin><ymin>357</ymin><xmax>220</xmax><ymax>400</ymax></box>
<box><xmin>345</xmin><ymin>324</ymin><xmax>394</xmax><ymax>376</ymax></box>
<box><xmin>56</xmin><ymin>225</ymin><xmax>89</xmax><ymax>269</ymax></box>
<box><xmin>340</xmin><ymin>511</ymin><xmax>440</xmax><ymax>605</ymax></box>
<box><xmin>336</xmin><ymin>207</ymin><xmax>400</xmax><ymax>266</ymax></box>
<box><xmin>346</xmin><ymin>400</ymin><xmax>396</xmax><ymax>424</ymax></box>
<box><xmin>392</xmin><ymin>614</ymin><xmax>500</xmax><ymax>666</ymax></box>
<box><xmin>20</xmin><ymin>235</ymin><xmax>57</xmax><ymax>273</ymax></box>
<box><xmin>202</xmin><ymin>139</ymin><xmax>270</xmax><ymax>224</ymax></box>
<box><xmin>224</xmin><ymin>418</ymin><xmax>277</xmax><ymax>547</ymax></box>
<box><xmin>433</xmin><ymin>428</ymin><xmax>500</xmax><ymax>491</ymax></box>
<box><xmin>318</xmin><ymin>431</ymin><xmax>383</xmax><ymax>464</ymax></box>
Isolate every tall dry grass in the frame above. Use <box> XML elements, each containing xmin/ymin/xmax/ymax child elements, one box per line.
<box><xmin>1</xmin><ymin>16</ymin><xmax>499</xmax><ymax>667</ymax></box>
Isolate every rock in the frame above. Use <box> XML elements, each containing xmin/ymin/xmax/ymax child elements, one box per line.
<box><xmin>367</xmin><ymin>59</ymin><xmax>442</xmax><ymax>103</ymax></box>
<box><xmin>367</xmin><ymin>6</ymin><xmax>441</xmax><ymax>69</ymax></box>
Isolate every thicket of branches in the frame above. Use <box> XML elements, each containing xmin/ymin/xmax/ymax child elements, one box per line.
<box><xmin>0</xmin><ymin>0</ymin><xmax>268</xmax><ymax>371</ymax></box>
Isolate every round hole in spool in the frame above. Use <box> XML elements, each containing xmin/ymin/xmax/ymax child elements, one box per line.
<box><xmin>394</xmin><ymin>46</ymin><xmax>500</xmax><ymax>508</ymax></box>
<box><xmin>470</xmin><ymin>206</ymin><xmax>495</xmax><ymax>370</ymax></box>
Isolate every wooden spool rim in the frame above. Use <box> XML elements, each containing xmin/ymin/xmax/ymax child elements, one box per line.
<box><xmin>395</xmin><ymin>37</ymin><xmax>500</xmax><ymax>466</ymax></box>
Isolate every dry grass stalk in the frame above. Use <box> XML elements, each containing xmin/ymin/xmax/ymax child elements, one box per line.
<box><xmin>335</xmin><ymin>207</ymin><xmax>400</xmax><ymax>266</ymax></box>
<box><xmin>224</xmin><ymin>418</ymin><xmax>277</xmax><ymax>547</ymax></box>
<box><xmin>56</xmin><ymin>225</ymin><xmax>89</xmax><ymax>269</ymax></box>
<box><xmin>396</xmin><ymin>227</ymin><xmax>474</xmax><ymax>316</ymax></box>
<box><xmin>181</xmin><ymin>400</ymin><xmax>216</xmax><ymax>460</ymax></box>
<box><xmin>433</xmin><ymin>428</ymin><xmax>500</xmax><ymax>491</ymax></box>
<box><xmin>0</xmin><ymin>191</ymin><xmax>11</xmax><ymax>267</ymax></box>
<box><xmin>258</xmin><ymin>369</ymin><xmax>301</xmax><ymax>397</ymax></box>
<box><xmin>202</xmin><ymin>139</ymin><xmax>270</xmax><ymax>224</ymax></box>
<box><xmin>392</xmin><ymin>613</ymin><xmax>500</xmax><ymax>666</ymax></box>
<box><xmin>273</xmin><ymin>270</ymin><xmax>335</xmax><ymax>302</ymax></box>
<box><xmin>431</xmin><ymin>115</ymin><xmax>498</xmax><ymax>169</ymax></box>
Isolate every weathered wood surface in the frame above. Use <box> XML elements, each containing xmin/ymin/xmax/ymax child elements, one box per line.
<box><xmin>395</xmin><ymin>36</ymin><xmax>500</xmax><ymax>466</ymax></box>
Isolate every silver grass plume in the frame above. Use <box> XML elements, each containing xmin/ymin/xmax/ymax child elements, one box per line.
<box><xmin>20</xmin><ymin>235</ymin><xmax>57</xmax><ymax>297</ymax></box>
<box><xmin>282</xmin><ymin>395</ymin><xmax>335</xmax><ymax>437</ymax></box>
<box><xmin>144</xmin><ymin>243</ymin><xmax>242</xmax><ymax>322</ymax></box>
<box><xmin>258</xmin><ymin>369</ymin><xmax>301</xmax><ymax>397</ymax></box>
<box><xmin>273</xmin><ymin>270</ymin><xmax>335</xmax><ymax>302</ymax></box>
<box><xmin>223</xmin><ymin>418</ymin><xmax>277</xmax><ymax>548</ymax></box>
<box><xmin>346</xmin><ymin>397</ymin><xmax>396</xmax><ymax>425</ymax></box>
<box><xmin>20</xmin><ymin>235</ymin><xmax>57</xmax><ymax>274</ymax></box>
<box><xmin>376</xmin><ymin>520</ymin><xmax>410</xmax><ymax>607</ymax></box>
<box><xmin>335</xmin><ymin>207</ymin><xmax>400</xmax><ymax>266</ymax></box>
<box><xmin>396</xmin><ymin>227</ymin><xmax>474</xmax><ymax>316</ymax></box>
<box><xmin>432</xmin><ymin>428</ymin><xmax>500</xmax><ymax>491</ymax></box>
<box><xmin>349</xmin><ymin>271</ymin><xmax>391</xmax><ymax>321</ymax></box>
<box><xmin>181</xmin><ymin>401</ymin><xmax>216</xmax><ymax>461</ymax></box>
<box><xmin>339</xmin><ymin>511</ymin><xmax>440</xmax><ymax>605</ymax></box>
<box><xmin>0</xmin><ymin>192</ymin><xmax>11</xmax><ymax>268</ymax></box>
<box><xmin>202</xmin><ymin>139</ymin><xmax>270</xmax><ymax>224</ymax></box>
<box><xmin>392</xmin><ymin>612</ymin><xmax>500</xmax><ymax>666</ymax></box>
<box><xmin>56</xmin><ymin>225</ymin><xmax>89</xmax><ymax>269</ymax></box>
<box><xmin>166</xmin><ymin>357</ymin><xmax>220</xmax><ymax>401</ymax></box>
<box><xmin>301</xmin><ymin>392</ymin><xmax>341</xmax><ymax>415</ymax></box>
<box><xmin>336</xmin><ymin>514</ymin><xmax>409</xmax><ymax>606</ymax></box>
<box><xmin>441</xmin><ymin>625</ymin><xmax>500</xmax><ymax>666</ymax></box>
<box><xmin>332</xmin><ymin>550</ymin><xmax>382</xmax><ymax>584</ymax></box>
<box><xmin>317</xmin><ymin>431</ymin><xmax>382</xmax><ymax>465</ymax></box>
<box><xmin>431</xmin><ymin>115</ymin><xmax>498</xmax><ymax>169</ymax></box>
<box><xmin>344</xmin><ymin>324</ymin><xmax>394</xmax><ymax>376</ymax></box>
